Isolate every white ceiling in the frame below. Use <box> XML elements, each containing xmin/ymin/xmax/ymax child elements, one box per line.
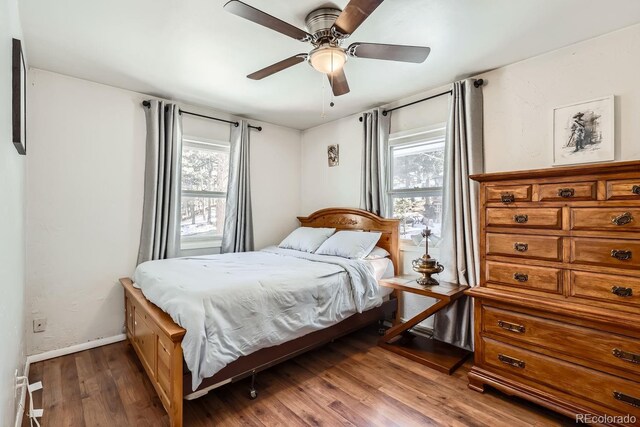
<box><xmin>19</xmin><ymin>0</ymin><xmax>640</xmax><ymax>130</ymax></box>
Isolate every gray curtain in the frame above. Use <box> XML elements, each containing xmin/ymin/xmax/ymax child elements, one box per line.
<box><xmin>360</xmin><ymin>108</ymin><xmax>391</xmax><ymax>216</ymax></box>
<box><xmin>221</xmin><ymin>120</ymin><xmax>254</xmax><ymax>253</ymax></box>
<box><xmin>433</xmin><ymin>79</ymin><xmax>484</xmax><ymax>350</ymax></box>
<box><xmin>137</xmin><ymin>100</ymin><xmax>183</xmax><ymax>264</ymax></box>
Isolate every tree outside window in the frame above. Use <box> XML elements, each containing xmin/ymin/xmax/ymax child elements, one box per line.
<box><xmin>387</xmin><ymin>124</ymin><xmax>446</xmax><ymax>244</ymax></box>
<box><xmin>180</xmin><ymin>137</ymin><xmax>230</xmax><ymax>248</ymax></box>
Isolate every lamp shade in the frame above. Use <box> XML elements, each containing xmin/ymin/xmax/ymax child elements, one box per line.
<box><xmin>309</xmin><ymin>46</ymin><xmax>347</xmax><ymax>74</ymax></box>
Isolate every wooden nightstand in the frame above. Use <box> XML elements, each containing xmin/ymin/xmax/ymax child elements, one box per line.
<box><xmin>378</xmin><ymin>275</ymin><xmax>471</xmax><ymax>374</ymax></box>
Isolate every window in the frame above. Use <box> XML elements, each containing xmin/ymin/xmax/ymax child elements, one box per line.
<box><xmin>180</xmin><ymin>136</ymin><xmax>230</xmax><ymax>248</ymax></box>
<box><xmin>387</xmin><ymin>123</ymin><xmax>446</xmax><ymax>242</ymax></box>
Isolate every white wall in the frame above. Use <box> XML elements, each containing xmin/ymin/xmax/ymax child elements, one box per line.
<box><xmin>480</xmin><ymin>23</ymin><xmax>640</xmax><ymax>172</ymax></box>
<box><xmin>300</xmin><ymin>86</ymin><xmax>450</xmax><ymax>325</ymax></box>
<box><xmin>301</xmin><ymin>22</ymin><xmax>640</xmax><ymax>214</ymax></box>
<box><xmin>25</xmin><ymin>69</ymin><xmax>301</xmax><ymax>355</ymax></box>
<box><xmin>300</xmin><ymin>23</ymin><xmax>640</xmax><ymax>325</ymax></box>
<box><xmin>181</xmin><ymin>110</ymin><xmax>301</xmax><ymax>252</ymax></box>
<box><xmin>0</xmin><ymin>0</ymin><xmax>26</xmax><ymax>424</ymax></box>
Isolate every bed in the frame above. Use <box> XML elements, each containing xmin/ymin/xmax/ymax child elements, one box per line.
<box><xmin>119</xmin><ymin>208</ymin><xmax>400</xmax><ymax>427</ymax></box>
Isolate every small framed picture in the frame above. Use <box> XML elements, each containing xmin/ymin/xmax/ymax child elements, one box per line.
<box><xmin>12</xmin><ymin>38</ymin><xmax>27</xmax><ymax>155</ymax></box>
<box><xmin>553</xmin><ymin>95</ymin><xmax>614</xmax><ymax>166</ymax></box>
<box><xmin>328</xmin><ymin>144</ymin><xmax>339</xmax><ymax>167</ymax></box>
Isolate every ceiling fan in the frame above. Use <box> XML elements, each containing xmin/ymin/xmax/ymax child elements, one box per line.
<box><xmin>223</xmin><ymin>0</ymin><xmax>431</xmax><ymax>96</ymax></box>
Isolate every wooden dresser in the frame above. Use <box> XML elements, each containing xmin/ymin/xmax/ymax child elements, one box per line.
<box><xmin>467</xmin><ymin>160</ymin><xmax>640</xmax><ymax>425</ymax></box>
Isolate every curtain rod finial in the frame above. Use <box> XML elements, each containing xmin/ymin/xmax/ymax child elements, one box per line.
<box><xmin>359</xmin><ymin>116</ymin><xmax>363</xmax><ymax>122</ymax></box>
<box><xmin>474</xmin><ymin>78</ymin><xmax>484</xmax><ymax>88</ymax></box>
<box><xmin>142</xmin><ymin>100</ymin><xmax>151</xmax><ymax>108</ymax></box>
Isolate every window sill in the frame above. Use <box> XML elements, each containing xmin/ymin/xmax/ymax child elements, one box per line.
<box><xmin>181</xmin><ymin>239</ymin><xmax>222</xmax><ymax>251</ymax></box>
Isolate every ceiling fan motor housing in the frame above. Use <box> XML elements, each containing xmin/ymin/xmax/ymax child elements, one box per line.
<box><xmin>305</xmin><ymin>8</ymin><xmax>342</xmax><ymax>45</ymax></box>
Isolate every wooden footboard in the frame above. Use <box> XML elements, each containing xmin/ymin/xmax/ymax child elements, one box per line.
<box><xmin>121</xmin><ymin>278</ymin><xmax>185</xmax><ymax>427</ymax></box>
<box><xmin>120</xmin><ymin>277</ymin><xmax>398</xmax><ymax>426</ymax></box>
<box><xmin>120</xmin><ymin>207</ymin><xmax>401</xmax><ymax>426</ymax></box>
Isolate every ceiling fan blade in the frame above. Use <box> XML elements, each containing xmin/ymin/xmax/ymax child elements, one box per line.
<box><xmin>328</xmin><ymin>69</ymin><xmax>350</xmax><ymax>96</ymax></box>
<box><xmin>224</xmin><ymin>1</ymin><xmax>311</xmax><ymax>42</ymax></box>
<box><xmin>347</xmin><ymin>43</ymin><xmax>430</xmax><ymax>63</ymax></box>
<box><xmin>247</xmin><ymin>54</ymin><xmax>307</xmax><ymax>80</ymax></box>
<box><xmin>332</xmin><ymin>0</ymin><xmax>384</xmax><ymax>36</ymax></box>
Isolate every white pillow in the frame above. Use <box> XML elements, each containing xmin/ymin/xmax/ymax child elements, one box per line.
<box><xmin>315</xmin><ymin>230</ymin><xmax>382</xmax><ymax>259</ymax></box>
<box><xmin>278</xmin><ymin>227</ymin><xmax>336</xmax><ymax>253</ymax></box>
<box><xmin>364</xmin><ymin>246</ymin><xmax>390</xmax><ymax>260</ymax></box>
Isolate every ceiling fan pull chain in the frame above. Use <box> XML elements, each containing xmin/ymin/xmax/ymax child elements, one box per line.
<box><xmin>330</xmin><ymin>53</ymin><xmax>335</xmax><ymax>107</ymax></box>
<box><xmin>321</xmin><ymin>73</ymin><xmax>327</xmax><ymax>118</ymax></box>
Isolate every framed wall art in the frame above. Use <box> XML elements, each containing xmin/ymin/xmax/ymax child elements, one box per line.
<box><xmin>12</xmin><ymin>38</ymin><xmax>27</xmax><ymax>155</ymax></box>
<box><xmin>328</xmin><ymin>144</ymin><xmax>339</xmax><ymax>167</ymax></box>
<box><xmin>553</xmin><ymin>95</ymin><xmax>614</xmax><ymax>166</ymax></box>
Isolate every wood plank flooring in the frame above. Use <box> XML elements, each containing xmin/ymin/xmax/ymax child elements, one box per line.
<box><xmin>26</xmin><ymin>328</ymin><xmax>575</xmax><ymax>426</ymax></box>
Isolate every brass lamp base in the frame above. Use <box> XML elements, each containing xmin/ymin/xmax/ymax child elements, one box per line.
<box><xmin>411</xmin><ymin>227</ymin><xmax>444</xmax><ymax>288</ymax></box>
<box><xmin>416</xmin><ymin>274</ymin><xmax>440</xmax><ymax>287</ymax></box>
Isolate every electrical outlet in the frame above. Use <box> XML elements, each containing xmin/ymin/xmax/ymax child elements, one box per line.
<box><xmin>33</xmin><ymin>318</ymin><xmax>46</xmax><ymax>333</ymax></box>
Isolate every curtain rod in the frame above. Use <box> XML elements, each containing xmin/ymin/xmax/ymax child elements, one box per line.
<box><xmin>142</xmin><ymin>101</ymin><xmax>262</xmax><ymax>131</ymax></box>
<box><xmin>358</xmin><ymin>78</ymin><xmax>484</xmax><ymax>122</ymax></box>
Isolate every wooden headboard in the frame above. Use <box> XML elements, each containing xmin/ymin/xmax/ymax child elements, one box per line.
<box><xmin>297</xmin><ymin>208</ymin><xmax>400</xmax><ymax>273</ymax></box>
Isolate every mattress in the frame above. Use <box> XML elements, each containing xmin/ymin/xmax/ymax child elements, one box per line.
<box><xmin>133</xmin><ymin>246</ymin><xmax>388</xmax><ymax>390</ymax></box>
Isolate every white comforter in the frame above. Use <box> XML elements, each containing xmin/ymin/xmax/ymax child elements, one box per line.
<box><xmin>133</xmin><ymin>246</ymin><xmax>382</xmax><ymax>390</ymax></box>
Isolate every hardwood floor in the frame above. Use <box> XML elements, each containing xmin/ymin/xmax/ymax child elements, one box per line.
<box><xmin>26</xmin><ymin>328</ymin><xmax>574</xmax><ymax>426</ymax></box>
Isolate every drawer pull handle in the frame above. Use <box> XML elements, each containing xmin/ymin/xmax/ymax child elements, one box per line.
<box><xmin>558</xmin><ymin>188</ymin><xmax>575</xmax><ymax>198</ymax></box>
<box><xmin>611</xmin><ymin>286</ymin><xmax>633</xmax><ymax>297</ymax></box>
<box><xmin>612</xmin><ymin>212</ymin><xmax>634</xmax><ymax>226</ymax></box>
<box><xmin>498</xmin><ymin>354</ymin><xmax>525</xmax><ymax>369</ymax></box>
<box><xmin>513</xmin><ymin>273</ymin><xmax>529</xmax><ymax>282</ymax></box>
<box><xmin>513</xmin><ymin>214</ymin><xmax>528</xmax><ymax>224</ymax></box>
<box><xmin>613</xmin><ymin>391</ymin><xmax>640</xmax><ymax>408</ymax></box>
<box><xmin>498</xmin><ymin>320</ymin><xmax>525</xmax><ymax>334</ymax></box>
<box><xmin>612</xmin><ymin>348</ymin><xmax>640</xmax><ymax>364</ymax></box>
<box><xmin>611</xmin><ymin>249</ymin><xmax>632</xmax><ymax>261</ymax></box>
<box><xmin>501</xmin><ymin>194</ymin><xmax>515</xmax><ymax>204</ymax></box>
<box><xmin>633</xmin><ymin>185</ymin><xmax>640</xmax><ymax>195</ymax></box>
<box><xmin>514</xmin><ymin>242</ymin><xmax>528</xmax><ymax>252</ymax></box>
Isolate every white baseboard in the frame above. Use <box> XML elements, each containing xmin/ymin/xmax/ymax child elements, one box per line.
<box><xmin>26</xmin><ymin>334</ymin><xmax>127</xmax><ymax>365</ymax></box>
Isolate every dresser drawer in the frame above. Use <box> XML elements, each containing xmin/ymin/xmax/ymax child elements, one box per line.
<box><xmin>571</xmin><ymin>208</ymin><xmax>640</xmax><ymax>232</ymax></box>
<box><xmin>486</xmin><ymin>184</ymin><xmax>532</xmax><ymax>204</ymax></box>
<box><xmin>607</xmin><ymin>179</ymin><xmax>640</xmax><ymax>200</ymax></box>
<box><xmin>482</xmin><ymin>306</ymin><xmax>640</xmax><ymax>377</ymax></box>
<box><xmin>481</xmin><ymin>337</ymin><xmax>640</xmax><ymax>417</ymax></box>
<box><xmin>538</xmin><ymin>181</ymin><xmax>597</xmax><ymax>201</ymax></box>
<box><xmin>486</xmin><ymin>208</ymin><xmax>562</xmax><ymax>229</ymax></box>
<box><xmin>486</xmin><ymin>261</ymin><xmax>561</xmax><ymax>293</ymax></box>
<box><xmin>486</xmin><ymin>233</ymin><xmax>562</xmax><ymax>261</ymax></box>
<box><xmin>571</xmin><ymin>237</ymin><xmax>640</xmax><ymax>269</ymax></box>
<box><xmin>571</xmin><ymin>270</ymin><xmax>640</xmax><ymax>308</ymax></box>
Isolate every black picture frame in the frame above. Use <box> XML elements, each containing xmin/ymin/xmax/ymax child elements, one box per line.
<box><xmin>12</xmin><ymin>38</ymin><xmax>26</xmax><ymax>155</ymax></box>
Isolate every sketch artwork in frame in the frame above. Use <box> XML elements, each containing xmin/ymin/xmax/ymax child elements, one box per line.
<box><xmin>553</xmin><ymin>95</ymin><xmax>614</xmax><ymax>166</ymax></box>
<box><xmin>327</xmin><ymin>144</ymin><xmax>339</xmax><ymax>167</ymax></box>
<box><xmin>12</xmin><ymin>38</ymin><xmax>27</xmax><ymax>155</ymax></box>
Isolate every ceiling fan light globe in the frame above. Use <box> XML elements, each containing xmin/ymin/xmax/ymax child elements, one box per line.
<box><xmin>309</xmin><ymin>46</ymin><xmax>347</xmax><ymax>74</ymax></box>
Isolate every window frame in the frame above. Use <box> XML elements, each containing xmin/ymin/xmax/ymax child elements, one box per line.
<box><xmin>386</xmin><ymin>123</ymin><xmax>446</xmax><ymax>243</ymax></box>
<box><xmin>180</xmin><ymin>135</ymin><xmax>230</xmax><ymax>250</ymax></box>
